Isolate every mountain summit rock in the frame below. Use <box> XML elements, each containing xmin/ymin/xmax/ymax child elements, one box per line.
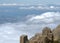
<box><xmin>20</xmin><ymin>27</ymin><xmax>54</xmax><ymax>43</ymax></box>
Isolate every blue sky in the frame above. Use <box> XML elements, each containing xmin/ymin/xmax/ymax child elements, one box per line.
<box><xmin>0</xmin><ymin>0</ymin><xmax>60</xmax><ymax>5</ymax></box>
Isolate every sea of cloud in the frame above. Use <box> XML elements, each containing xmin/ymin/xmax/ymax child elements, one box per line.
<box><xmin>19</xmin><ymin>5</ymin><xmax>60</xmax><ymax>10</ymax></box>
<box><xmin>0</xmin><ymin>12</ymin><xmax>60</xmax><ymax>43</ymax></box>
<box><xmin>0</xmin><ymin>3</ymin><xmax>60</xmax><ymax>10</ymax></box>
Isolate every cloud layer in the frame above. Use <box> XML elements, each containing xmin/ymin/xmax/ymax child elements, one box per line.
<box><xmin>0</xmin><ymin>3</ymin><xmax>25</xmax><ymax>6</ymax></box>
<box><xmin>0</xmin><ymin>12</ymin><xmax>60</xmax><ymax>43</ymax></box>
<box><xmin>19</xmin><ymin>6</ymin><xmax>60</xmax><ymax>10</ymax></box>
<box><xmin>0</xmin><ymin>4</ymin><xmax>60</xmax><ymax>10</ymax></box>
<box><xmin>29</xmin><ymin>12</ymin><xmax>60</xmax><ymax>23</ymax></box>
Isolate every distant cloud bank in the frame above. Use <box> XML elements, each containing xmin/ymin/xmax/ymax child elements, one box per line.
<box><xmin>19</xmin><ymin>6</ymin><xmax>60</xmax><ymax>10</ymax></box>
<box><xmin>0</xmin><ymin>3</ymin><xmax>60</xmax><ymax>10</ymax></box>
<box><xmin>0</xmin><ymin>3</ymin><xmax>25</xmax><ymax>6</ymax></box>
<box><xmin>29</xmin><ymin>12</ymin><xmax>60</xmax><ymax>24</ymax></box>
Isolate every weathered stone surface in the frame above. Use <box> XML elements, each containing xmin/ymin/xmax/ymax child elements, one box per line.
<box><xmin>20</xmin><ymin>27</ymin><xmax>54</xmax><ymax>43</ymax></box>
<box><xmin>20</xmin><ymin>35</ymin><xmax>28</xmax><ymax>43</ymax></box>
<box><xmin>42</xmin><ymin>27</ymin><xmax>54</xmax><ymax>43</ymax></box>
<box><xmin>42</xmin><ymin>27</ymin><xmax>52</xmax><ymax>36</ymax></box>
<box><xmin>53</xmin><ymin>25</ymin><xmax>60</xmax><ymax>41</ymax></box>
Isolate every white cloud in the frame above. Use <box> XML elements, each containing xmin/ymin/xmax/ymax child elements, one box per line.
<box><xmin>19</xmin><ymin>6</ymin><xmax>36</xmax><ymax>9</ymax></box>
<box><xmin>0</xmin><ymin>3</ymin><xmax>59</xmax><ymax>10</ymax></box>
<box><xmin>50</xmin><ymin>6</ymin><xmax>55</xmax><ymax>9</ymax></box>
<box><xmin>0</xmin><ymin>3</ymin><xmax>26</xmax><ymax>6</ymax></box>
<box><xmin>29</xmin><ymin>12</ymin><xmax>60</xmax><ymax>23</ymax></box>
<box><xmin>0</xmin><ymin>3</ymin><xmax>17</xmax><ymax>6</ymax></box>
<box><xmin>19</xmin><ymin>5</ymin><xmax>60</xmax><ymax>10</ymax></box>
<box><xmin>0</xmin><ymin>12</ymin><xmax>60</xmax><ymax>43</ymax></box>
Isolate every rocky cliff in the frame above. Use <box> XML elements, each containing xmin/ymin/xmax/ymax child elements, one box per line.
<box><xmin>20</xmin><ymin>25</ymin><xmax>60</xmax><ymax>43</ymax></box>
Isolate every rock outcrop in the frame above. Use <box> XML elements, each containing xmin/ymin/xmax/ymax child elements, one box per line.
<box><xmin>20</xmin><ymin>35</ymin><xmax>28</xmax><ymax>43</ymax></box>
<box><xmin>53</xmin><ymin>25</ymin><xmax>60</xmax><ymax>42</ymax></box>
<box><xmin>20</xmin><ymin>27</ymin><xmax>54</xmax><ymax>43</ymax></box>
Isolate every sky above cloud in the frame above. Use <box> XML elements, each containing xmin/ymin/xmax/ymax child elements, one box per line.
<box><xmin>0</xmin><ymin>0</ymin><xmax>60</xmax><ymax>5</ymax></box>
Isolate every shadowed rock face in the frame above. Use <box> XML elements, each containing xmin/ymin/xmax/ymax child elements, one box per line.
<box><xmin>53</xmin><ymin>25</ymin><xmax>60</xmax><ymax>41</ymax></box>
<box><xmin>20</xmin><ymin>27</ymin><xmax>54</xmax><ymax>43</ymax></box>
<box><xmin>42</xmin><ymin>27</ymin><xmax>52</xmax><ymax>36</ymax></box>
<box><xmin>20</xmin><ymin>35</ymin><xmax>28</xmax><ymax>43</ymax></box>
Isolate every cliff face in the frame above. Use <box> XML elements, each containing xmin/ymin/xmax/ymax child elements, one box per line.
<box><xmin>53</xmin><ymin>25</ymin><xmax>60</xmax><ymax>41</ymax></box>
<box><xmin>20</xmin><ymin>27</ymin><xmax>54</xmax><ymax>43</ymax></box>
<box><xmin>20</xmin><ymin>35</ymin><xmax>28</xmax><ymax>43</ymax></box>
<box><xmin>20</xmin><ymin>25</ymin><xmax>60</xmax><ymax>43</ymax></box>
